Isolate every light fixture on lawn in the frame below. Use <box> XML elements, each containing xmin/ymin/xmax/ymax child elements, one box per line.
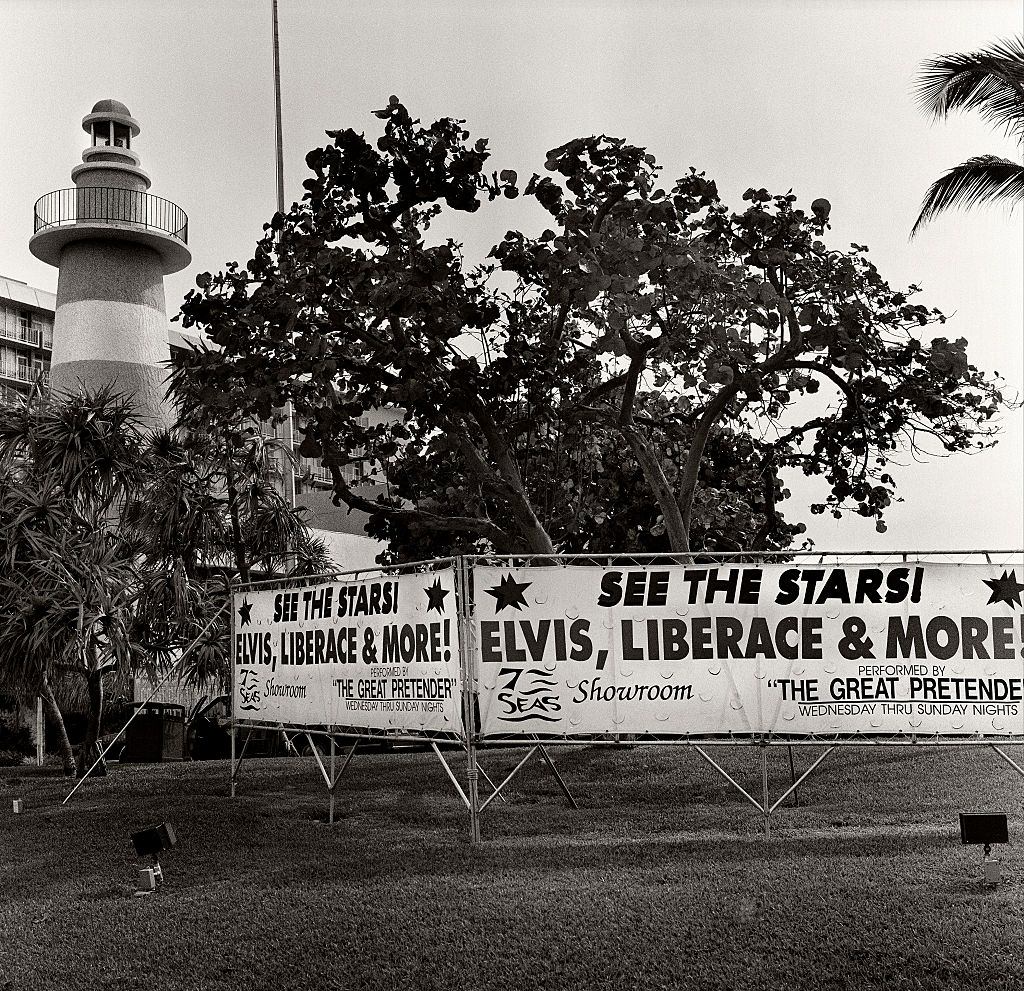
<box><xmin>959</xmin><ymin>812</ymin><xmax>1008</xmax><ymax>885</ymax></box>
<box><xmin>130</xmin><ymin>822</ymin><xmax>177</xmax><ymax>896</ymax></box>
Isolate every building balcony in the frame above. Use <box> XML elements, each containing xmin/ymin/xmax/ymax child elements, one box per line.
<box><xmin>0</xmin><ymin>326</ymin><xmax>43</xmax><ymax>349</ymax></box>
<box><xmin>30</xmin><ymin>187</ymin><xmax>191</xmax><ymax>275</ymax></box>
<box><xmin>0</xmin><ymin>365</ymin><xmax>49</xmax><ymax>387</ymax></box>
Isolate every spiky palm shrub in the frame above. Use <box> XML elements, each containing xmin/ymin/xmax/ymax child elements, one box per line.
<box><xmin>0</xmin><ymin>388</ymin><xmax>148</xmax><ymax>775</ymax></box>
<box><xmin>0</xmin><ymin>385</ymin><xmax>333</xmax><ymax>776</ymax></box>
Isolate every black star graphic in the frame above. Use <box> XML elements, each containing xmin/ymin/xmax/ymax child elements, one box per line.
<box><xmin>425</xmin><ymin>578</ymin><xmax>449</xmax><ymax>613</ymax></box>
<box><xmin>238</xmin><ymin>598</ymin><xmax>253</xmax><ymax>627</ymax></box>
<box><xmin>486</xmin><ymin>573</ymin><xmax>532</xmax><ymax>613</ymax></box>
<box><xmin>983</xmin><ymin>570</ymin><xmax>1024</xmax><ymax>610</ymax></box>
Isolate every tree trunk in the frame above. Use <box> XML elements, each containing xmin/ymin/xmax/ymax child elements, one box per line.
<box><xmin>621</xmin><ymin>425</ymin><xmax>691</xmax><ymax>555</ymax></box>
<box><xmin>677</xmin><ymin>383</ymin><xmax>742</xmax><ymax>544</ymax></box>
<box><xmin>76</xmin><ymin>661</ymin><xmax>107</xmax><ymax>779</ymax></box>
<box><xmin>39</xmin><ymin>673</ymin><xmax>76</xmax><ymax>777</ymax></box>
<box><xmin>224</xmin><ymin>449</ymin><xmax>251</xmax><ymax>585</ymax></box>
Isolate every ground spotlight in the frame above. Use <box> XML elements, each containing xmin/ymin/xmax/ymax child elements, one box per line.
<box><xmin>959</xmin><ymin>812</ymin><xmax>1008</xmax><ymax>885</ymax></box>
<box><xmin>130</xmin><ymin>822</ymin><xmax>177</xmax><ymax>896</ymax></box>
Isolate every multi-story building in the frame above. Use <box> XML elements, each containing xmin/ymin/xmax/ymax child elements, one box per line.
<box><xmin>1</xmin><ymin>271</ymin><xmax>382</xmax><ymax>569</ymax></box>
<box><xmin>0</xmin><ymin>275</ymin><xmax>54</xmax><ymax>404</ymax></box>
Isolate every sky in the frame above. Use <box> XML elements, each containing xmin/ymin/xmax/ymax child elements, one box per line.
<box><xmin>1</xmin><ymin>0</ymin><xmax>1021</xmax><ymax>553</ymax></box>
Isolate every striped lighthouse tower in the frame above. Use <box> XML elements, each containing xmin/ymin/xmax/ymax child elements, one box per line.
<box><xmin>29</xmin><ymin>100</ymin><xmax>190</xmax><ymax>427</ymax></box>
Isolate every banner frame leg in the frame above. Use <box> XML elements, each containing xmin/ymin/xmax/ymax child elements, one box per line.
<box><xmin>431</xmin><ymin>741</ymin><xmax>471</xmax><ymax>810</ymax></box>
<box><xmin>329</xmin><ymin>733</ymin><xmax>336</xmax><ymax>826</ymax></box>
<box><xmin>990</xmin><ymin>744</ymin><xmax>1024</xmax><ymax>779</ymax></box>
<box><xmin>478</xmin><ymin>745</ymin><xmax>541</xmax><ymax>813</ymax></box>
<box><xmin>305</xmin><ymin>732</ymin><xmax>333</xmax><ymax>789</ymax></box>
<box><xmin>768</xmin><ymin>746</ymin><xmax>835</xmax><ymax>815</ymax></box>
<box><xmin>538</xmin><ymin>745</ymin><xmax>579</xmax><ymax>810</ymax></box>
<box><xmin>463</xmin><ymin>744</ymin><xmax>507</xmax><ymax>804</ymax></box>
<box><xmin>692</xmin><ymin>744</ymin><xmax>766</xmax><ymax>816</ymax></box>
<box><xmin>455</xmin><ymin>554</ymin><xmax>481</xmax><ymax>844</ymax></box>
<box><xmin>762</xmin><ymin>746</ymin><xmax>770</xmax><ymax>839</ymax></box>
<box><xmin>231</xmin><ymin>726</ymin><xmax>254</xmax><ymax>797</ymax></box>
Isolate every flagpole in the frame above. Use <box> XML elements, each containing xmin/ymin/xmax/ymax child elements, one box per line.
<box><xmin>272</xmin><ymin>0</ymin><xmax>285</xmax><ymax>217</ymax></box>
<box><xmin>272</xmin><ymin>0</ymin><xmax>296</xmax><ymax>510</ymax></box>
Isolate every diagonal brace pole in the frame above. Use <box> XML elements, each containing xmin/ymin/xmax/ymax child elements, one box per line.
<box><xmin>431</xmin><ymin>741</ymin><xmax>471</xmax><ymax>809</ymax></box>
<box><xmin>230</xmin><ymin>726</ymin><xmax>254</xmax><ymax>796</ymax></box>
<box><xmin>335</xmin><ymin>739</ymin><xmax>359</xmax><ymax>780</ymax></box>
<box><xmin>693</xmin><ymin>745</ymin><xmax>766</xmax><ymax>814</ymax></box>
<box><xmin>990</xmin><ymin>744</ymin><xmax>1024</xmax><ymax>779</ymax></box>
<box><xmin>464</xmin><ymin>744</ymin><xmax>507</xmax><ymax>804</ymax></box>
<box><xmin>768</xmin><ymin>746</ymin><xmax>835</xmax><ymax>815</ymax></box>
<box><xmin>479</xmin><ymin>745</ymin><xmax>540</xmax><ymax>813</ymax></box>
<box><xmin>538</xmin><ymin>745</ymin><xmax>579</xmax><ymax>810</ymax></box>
<box><xmin>64</xmin><ymin>603</ymin><xmax>230</xmax><ymax>805</ymax></box>
<box><xmin>305</xmin><ymin>732</ymin><xmax>333</xmax><ymax>789</ymax></box>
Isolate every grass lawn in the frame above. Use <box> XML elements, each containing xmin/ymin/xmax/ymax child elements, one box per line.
<box><xmin>2</xmin><ymin>742</ymin><xmax>1024</xmax><ymax>990</ymax></box>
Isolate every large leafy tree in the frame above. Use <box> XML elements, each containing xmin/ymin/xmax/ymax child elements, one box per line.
<box><xmin>912</xmin><ymin>35</ymin><xmax>1024</xmax><ymax>236</ymax></box>
<box><xmin>174</xmin><ymin>100</ymin><xmax>1006</xmax><ymax>559</ymax></box>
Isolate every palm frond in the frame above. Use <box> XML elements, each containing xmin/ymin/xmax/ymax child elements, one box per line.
<box><xmin>911</xmin><ymin>155</ymin><xmax>1024</xmax><ymax>236</ymax></box>
<box><xmin>916</xmin><ymin>36</ymin><xmax>1024</xmax><ymax>140</ymax></box>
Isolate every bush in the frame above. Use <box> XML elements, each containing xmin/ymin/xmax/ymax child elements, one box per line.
<box><xmin>0</xmin><ymin>716</ymin><xmax>33</xmax><ymax>766</ymax></box>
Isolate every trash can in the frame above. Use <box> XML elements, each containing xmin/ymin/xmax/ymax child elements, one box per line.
<box><xmin>121</xmin><ymin>703</ymin><xmax>186</xmax><ymax>762</ymax></box>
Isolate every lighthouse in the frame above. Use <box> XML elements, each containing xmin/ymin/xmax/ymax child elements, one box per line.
<box><xmin>29</xmin><ymin>100</ymin><xmax>190</xmax><ymax>427</ymax></box>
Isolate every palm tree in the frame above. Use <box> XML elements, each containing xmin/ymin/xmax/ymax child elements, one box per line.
<box><xmin>912</xmin><ymin>36</ymin><xmax>1024</xmax><ymax>236</ymax></box>
<box><xmin>0</xmin><ymin>383</ymin><xmax>333</xmax><ymax>775</ymax></box>
<box><xmin>0</xmin><ymin>388</ymin><xmax>147</xmax><ymax>775</ymax></box>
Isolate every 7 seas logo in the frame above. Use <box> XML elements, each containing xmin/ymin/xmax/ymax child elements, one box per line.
<box><xmin>238</xmin><ymin>669</ymin><xmax>261</xmax><ymax>711</ymax></box>
<box><xmin>496</xmin><ymin>667</ymin><xmax>560</xmax><ymax>723</ymax></box>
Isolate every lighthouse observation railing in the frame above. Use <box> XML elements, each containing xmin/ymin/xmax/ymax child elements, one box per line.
<box><xmin>33</xmin><ymin>188</ymin><xmax>188</xmax><ymax>245</ymax></box>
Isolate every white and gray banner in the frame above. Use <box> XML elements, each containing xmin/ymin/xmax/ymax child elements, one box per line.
<box><xmin>473</xmin><ymin>562</ymin><xmax>1024</xmax><ymax>738</ymax></box>
<box><xmin>232</xmin><ymin>568</ymin><xmax>464</xmax><ymax>736</ymax></box>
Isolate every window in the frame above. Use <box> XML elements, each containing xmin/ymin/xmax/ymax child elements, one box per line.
<box><xmin>113</xmin><ymin>123</ymin><xmax>131</xmax><ymax>149</ymax></box>
<box><xmin>18</xmin><ymin>312</ymin><xmax>37</xmax><ymax>345</ymax></box>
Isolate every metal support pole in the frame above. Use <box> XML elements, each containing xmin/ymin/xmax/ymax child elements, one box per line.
<box><xmin>305</xmin><ymin>732</ymin><xmax>333</xmax><ymax>789</ymax></box>
<box><xmin>692</xmin><ymin>745</ymin><xmax>765</xmax><ymax>813</ymax></box>
<box><xmin>539</xmin><ymin>745</ymin><xmax>579</xmax><ymax>810</ymax></box>
<box><xmin>337</xmin><ymin>739</ymin><xmax>359</xmax><ymax>779</ymax></box>
<box><xmin>762</xmin><ymin>746</ymin><xmax>770</xmax><ymax>839</ymax></box>
<box><xmin>64</xmin><ymin>603</ymin><xmax>229</xmax><ymax>805</ymax></box>
<box><xmin>35</xmin><ymin>696</ymin><xmax>44</xmax><ymax>767</ymax></box>
<box><xmin>230</xmin><ymin>718</ymin><xmax>237</xmax><ymax>797</ymax></box>
<box><xmin>990</xmin><ymin>744</ymin><xmax>1024</xmax><ymax>779</ymax></box>
<box><xmin>788</xmin><ymin>745</ymin><xmax>799</xmax><ymax>807</ymax></box>
<box><xmin>463</xmin><ymin>745</ymin><xmax>507</xmax><ymax>803</ymax></box>
<box><xmin>769</xmin><ymin>746</ymin><xmax>835</xmax><ymax>814</ymax></box>
<box><xmin>231</xmin><ymin>727</ymin><xmax>253</xmax><ymax>797</ymax></box>
<box><xmin>479</xmin><ymin>745</ymin><xmax>540</xmax><ymax>813</ymax></box>
<box><xmin>457</xmin><ymin>556</ymin><xmax>481</xmax><ymax>844</ymax></box>
<box><xmin>431</xmin><ymin>741</ymin><xmax>471</xmax><ymax>809</ymax></box>
<box><xmin>329</xmin><ymin>733</ymin><xmax>336</xmax><ymax>826</ymax></box>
